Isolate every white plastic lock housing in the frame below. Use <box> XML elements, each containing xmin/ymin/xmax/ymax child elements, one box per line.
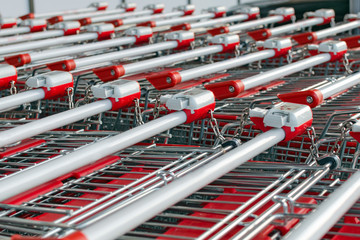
<box><xmin>85</xmin><ymin>23</ymin><xmax>114</xmax><ymax>34</ymax></box>
<box><xmin>53</xmin><ymin>21</ymin><xmax>81</xmax><ymax>31</ymax></box>
<box><xmin>164</xmin><ymin>31</ymin><xmax>195</xmax><ymax>42</ymax></box>
<box><xmin>209</xmin><ymin>34</ymin><xmax>240</xmax><ymax>46</ymax></box>
<box><xmin>91</xmin><ymin>79</ymin><xmax>140</xmax><ymax>99</ymax></box>
<box><xmin>236</xmin><ymin>6</ymin><xmax>260</xmax><ymax>15</ymax></box>
<box><xmin>161</xmin><ymin>89</ymin><xmax>215</xmax><ymax>113</ymax></box>
<box><xmin>318</xmin><ymin>40</ymin><xmax>347</xmax><ymax>54</ymax></box>
<box><xmin>270</xmin><ymin>7</ymin><xmax>295</xmax><ymax>16</ymax></box>
<box><xmin>125</xmin><ymin>27</ymin><xmax>153</xmax><ymax>38</ymax></box>
<box><xmin>26</xmin><ymin>71</ymin><xmax>73</xmax><ymax>89</ymax></box>
<box><xmin>263</xmin><ymin>38</ymin><xmax>292</xmax><ymax>51</ymax></box>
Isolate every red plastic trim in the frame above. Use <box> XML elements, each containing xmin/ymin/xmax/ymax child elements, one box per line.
<box><xmin>271</xmin><ymin>13</ymin><xmax>294</xmax><ymax>23</ymax></box>
<box><xmin>183</xmin><ymin>102</ymin><xmax>216</xmax><ymax>124</ymax></box>
<box><xmin>328</xmin><ymin>50</ymin><xmax>347</xmax><ymax>62</ymax></box>
<box><xmin>125</xmin><ymin>7</ymin><xmax>136</xmax><ymax>12</ymax></box>
<box><xmin>212</xmin><ymin>11</ymin><xmax>226</xmax><ymax>18</ymax></box>
<box><xmin>97</xmin><ymin>30</ymin><xmax>114</xmax><ymax>40</ymax></box>
<box><xmin>1</xmin><ymin>22</ymin><xmax>17</xmax><ymax>29</ymax></box>
<box><xmin>251</xmin><ymin>116</ymin><xmax>313</xmax><ymax>142</ymax></box>
<box><xmin>247</xmin><ymin>28</ymin><xmax>272</xmax><ymax>41</ymax></box>
<box><xmin>20</xmin><ymin>13</ymin><xmax>34</xmax><ymax>20</ymax></box>
<box><xmin>246</xmin><ymin>12</ymin><xmax>259</xmax><ymax>21</ymax></box>
<box><xmin>42</xmin><ymin>81</ymin><xmax>74</xmax><ymax>100</ymax></box>
<box><xmin>5</xmin><ymin>54</ymin><xmax>31</xmax><ymax>67</ymax></box>
<box><xmin>171</xmin><ymin>23</ymin><xmax>191</xmax><ymax>31</ymax></box>
<box><xmin>309</xmin><ymin>16</ymin><xmax>334</xmax><ymax>25</ymax></box>
<box><xmin>97</xmin><ymin>6</ymin><xmax>108</xmax><ymax>11</ymax></box>
<box><xmin>146</xmin><ymin>71</ymin><xmax>182</xmax><ymax>90</ymax></box>
<box><xmin>109</xmin><ymin>91</ymin><xmax>141</xmax><ymax>111</ymax></box>
<box><xmin>93</xmin><ymin>65</ymin><xmax>125</xmax><ymax>82</ymax></box>
<box><xmin>272</xmin><ymin>46</ymin><xmax>292</xmax><ymax>58</ymax></box>
<box><xmin>0</xmin><ymin>69</ymin><xmax>18</xmax><ymax>91</ymax></box>
<box><xmin>207</xmin><ymin>26</ymin><xmax>229</xmax><ymax>36</ymax></box>
<box><xmin>291</xmin><ymin>32</ymin><xmax>317</xmax><ymax>45</ymax></box>
<box><xmin>153</xmin><ymin>8</ymin><xmax>164</xmax><ymax>14</ymax></box>
<box><xmin>0</xmin><ymin>139</ymin><xmax>45</xmax><ymax>159</ymax></box>
<box><xmin>29</xmin><ymin>24</ymin><xmax>46</xmax><ymax>32</ymax></box>
<box><xmin>79</xmin><ymin>17</ymin><xmax>92</xmax><ymax>26</ymax></box>
<box><xmin>350</xmin><ymin>131</ymin><xmax>360</xmax><ymax>143</ymax></box>
<box><xmin>108</xmin><ymin>19</ymin><xmax>123</xmax><ymax>27</ymax></box>
<box><xmin>174</xmin><ymin>38</ymin><xmax>195</xmax><ymax>50</ymax></box>
<box><xmin>341</xmin><ymin>35</ymin><xmax>360</xmax><ymax>49</ymax></box>
<box><xmin>205</xmin><ymin>80</ymin><xmax>245</xmax><ymax>100</ymax></box>
<box><xmin>183</xmin><ymin>9</ymin><xmax>195</xmax><ymax>16</ymax></box>
<box><xmin>47</xmin><ymin>15</ymin><xmax>63</xmax><ymax>25</ymax></box>
<box><xmin>134</xmin><ymin>33</ymin><xmax>153</xmax><ymax>44</ymax></box>
<box><xmin>47</xmin><ymin>59</ymin><xmax>76</xmax><ymax>71</ymax></box>
<box><xmin>277</xmin><ymin>89</ymin><xmax>324</xmax><ymax>108</ymax></box>
<box><xmin>137</xmin><ymin>21</ymin><xmax>156</xmax><ymax>27</ymax></box>
<box><xmin>63</xmin><ymin>27</ymin><xmax>80</xmax><ymax>36</ymax></box>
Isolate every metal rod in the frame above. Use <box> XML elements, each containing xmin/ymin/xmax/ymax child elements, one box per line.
<box><xmin>0</xmin><ymin>111</ymin><xmax>187</xmax><ymax>202</ymax></box>
<box><xmin>180</xmin><ymin>50</ymin><xmax>275</xmax><ymax>82</ymax></box>
<box><xmin>0</xmin><ymin>89</ymin><xmax>44</xmax><ymax>112</ymax></box>
<box><xmin>190</xmin><ymin>14</ymin><xmax>248</xmax><ymax>29</ymax></box>
<box><xmin>242</xmin><ymin>53</ymin><xmax>331</xmax><ymax>90</ymax></box>
<box><xmin>78</xmin><ymin>128</ymin><xmax>285</xmax><ymax>240</ymax></box>
<box><xmin>317</xmin><ymin>71</ymin><xmax>360</xmax><ymax>99</ymax></box>
<box><xmin>316</xmin><ymin>20</ymin><xmax>360</xmax><ymax>39</ymax></box>
<box><xmin>284</xmin><ymin>170</ymin><xmax>360</xmax><ymax>240</ymax></box>
<box><xmin>0</xmin><ymin>30</ymin><xmax>65</xmax><ymax>45</ymax></box>
<box><xmin>270</xmin><ymin>17</ymin><xmax>324</xmax><ymax>36</ymax></box>
<box><xmin>0</xmin><ymin>100</ymin><xmax>112</xmax><ymax>148</ymax></box>
<box><xmin>228</xmin><ymin>15</ymin><xmax>284</xmax><ymax>32</ymax></box>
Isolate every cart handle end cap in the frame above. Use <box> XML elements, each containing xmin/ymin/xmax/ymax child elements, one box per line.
<box><xmin>248</xmin><ymin>28</ymin><xmax>272</xmax><ymax>41</ymax></box>
<box><xmin>341</xmin><ymin>35</ymin><xmax>360</xmax><ymax>49</ymax></box>
<box><xmin>291</xmin><ymin>32</ymin><xmax>317</xmax><ymax>45</ymax></box>
<box><xmin>277</xmin><ymin>90</ymin><xmax>324</xmax><ymax>108</ymax></box>
<box><xmin>93</xmin><ymin>65</ymin><xmax>125</xmax><ymax>82</ymax></box>
<box><xmin>205</xmin><ymin>80</ymin><xmax>244</xmax><ymax>100</ymax></box>
<box><xmin>5</xmin><ymin>54</ymin><xmax>31</xmax><ymax>67</ymax></box>
<box><xmin>108</xmin><ymin>19</ymin><xmax>123</xmax><ymax>27</ymax></box>
<box><xmin>79</xmin><ymin>17</ymin><xmax>92</xmax><ymax>26</ymax></box>
<box><xmin>208</xmin><ymin>26</ymin><xmax>229</xmax><ymax>36</ymax></box>
<box><xmin>47</xmin><ymin>15</ymin><xmax>63</xmax><ymax>25</ymax></box>
<box><xmin>137</xmin><ymin>21</ymin><xmax>156</xmax><ymax>28</ymax></box>
<box><xmin>1</xmin><ymin>22</ymin><xmax>17</xmax><ymax>29</ymax></box>
<box><xmin>147</xmin><ymin>71</ymin><xmax>182</xmax><ymax>90</ymax></box>
<box><xmin>47</xmin><ymin>59</ymin><xmax>76</xmax><ymax>71</ymax></box>
<box><xmin>20</xmin><ymin>13</ymin><xmax>34</xmax><ymax>20</ymax></box>
<box><xmin>171</xmin><ymin>23</ymin><xmax>191</xmax><ymax>31</ymax></box>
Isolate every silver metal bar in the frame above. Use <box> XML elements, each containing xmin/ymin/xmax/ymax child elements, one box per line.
<box><xmin>0</xmin><ymin>30</ymin><xmax>64</xmax><ymax>45</ymax></box>
<box><xmin>122</xmin><ymin>12</ymin><xmax>184</xmax><ymax>25</ymax></box>
<box><xmin>317</xmin><ymin>71</ymin><xmax>360</xmax><ymax>99</ymax></box>
<box><xmin>0</xmin><ymin>89</ymin><xmax>44</xmax><ymax>112</ymax></box>
<box><xmin>78</xmin><ymin>128</ymin><xmax>285</xmax><ymax>240</ymax></box>
<box><xmin>284</xmin><ymin>169</ymin><xmax>360</xmax><ymax>240</ymax></box>
<box><xmin>155</xmin><ymin>13</ymin><xmax>215</xmax><ymax>27</ymax></box>
<box><xmin>0</xmin><ymin>27</ymin><xmax>30</xmax><ymax>37</ymax></box>
<box><xmin>242</xmin><ymin>53</ymin><xmax>331</xmax><ymax>90</ymax></box>
<box><xmin>190</xmin><ymin>14</ymin><xmax>247</xmax><ymax>29</ymax></box>
<box><xmin>270</xmin><ymin>17</ymin><xmax>324</xmax><ymax>36</ymax></box>
<box><xmin>86</xmin><ymin>10</ymin><xmax>153</xmax><ymax>24</ymax></box>
<box><xmin>0</xmin><ymin>100</ymin><xmax>112</xmax><ymax>148</ymax></box>
<box><xmin>228</xmin><ymin>15</ymin><xmax>284</xmax><ymax>32</ymax></box>
<box><xmin>315</xmin><ymin>20</ymin><xmax>360</xmax><ymax>39</ymax></box>
<box><xmin>0</xmin><ymin>111</ymin><xmax>187</xmax><ymax>202</ymax></box>
<box><xmin>0</xmin><ymin>33</ymin><xmax>98</xmax><ymax>55</ymax></box>
<box><xmin>180</xmin><ymin>50</ymin><xmax>275</xmax><ymax>82</ymax></box>
<box><xmin>74</xmin><ymin>41</ymin><xmax>178</xmax><ymax>69</ymax></box>
<box><xmin>29</xmin><ymin>36</ymin><xmax>136</xmax><ymax>62</ymax></box>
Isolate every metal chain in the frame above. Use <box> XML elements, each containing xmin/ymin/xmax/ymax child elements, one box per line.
<box><xmin>343</xmin><ymin>53</ymin><xmax>353</xmax><ymax>74</ymax></box>
<box><xmin>307</xmin><ymin>127</ymin><xmax>320</xmax><ymax>161</ymax></box>
<box><xmin>286</xmin><ymin>49</ymin><xmax>293</xmax><ymax>64</ymax></box>
<box><xmin>9</xmin><ymin>81</ymin><xmax>17</xmax><ymax>95</ymax></box>
<box><xmin>67</xmin><ymin>87</ymin><xmax>74</xmax><ymax>109</ymax></box>
<box><xmin>134</xmin><ymin>98</ymin><xmax>144</xmax><ymax>125</ymax></box>
<box><xmin>209</xmin><ymin>110</ymin><xmax>226</xmax><ymax>143</ymax></box>
<box><xmin>235</xmin><ymin>44</ymin><xmax>240</xmax><ymax>57</ymax></box>
<box><xmin>234</xmin><ymin>107</ymin><xmax>249</xmax><ymax>139</ymax></box>
<box><xmin>153</xmin><ymin>95</ymin><xmax>161</xmax><ymax>119</ymax></box>
<box><xmin>331</xmin><ymin>119</ymin><xmax>355</xmax><ymax>155</ymax></box>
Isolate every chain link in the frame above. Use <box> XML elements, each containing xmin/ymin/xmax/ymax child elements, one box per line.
<box><xmin>209</xmin><ymin>110</ymin><xmax>226</xmax><ymax>143</ymax></box>
<box><xmin>331</xmin><ymin>119</ymin><xmax>355</xmax><ymax>155</ymax></box>
<box><xmin>235</xmin><ymin>44</ymin><xmax>240</xmax><ymax>57</ymax></box>
<box><xmin>134</xmin><ymin>98</ymin><xmax>144</xmax><ymax>126</ymax></box>
<box><xmin>307</xmin><ymin>127</ymin><xmax>319</xmax><ymax>161</ymax></box>
<box><xmin>234</xmin><ymin>107</ymin><xmax>249</xmax><ymax>139</ymax></box>
<box><xmin>10</xmin><ymin>80</ymin><xmax>17</xmax><ymax>95</ymax></box>
<box><xmin>286</xmin><ymin>49</ymin><xmax>293</xmax><ymax>64</ymax></box>
<box><xmin>343</xmin><ymin>53</ymin><xmax>353</xmax><ymax>74</ymax></box>
<box><xmin>153</xmin><ymin>95</ymin><xmax>161</xmax><ymax>119</ymax></box>
<box><xmin>67</xmin><ymin>87</ymin><xmax>74</xmax><ymax>109</ymax></box>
